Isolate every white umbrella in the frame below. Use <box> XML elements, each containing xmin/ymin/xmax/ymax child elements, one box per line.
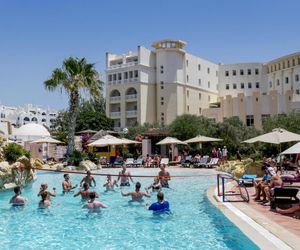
<box><xmin>121</xmin><ymin>138</ymin><xmax>141</xmax><ymax>145</ymax></box>
<box><xmin>88</xmin><ymin>135</ymin><xmax>125</xmax><ymax>147</ymax></box>
<box><xmin>156</xmin><ymin>137</ymin><xmax>187</xmax><ymax>145</ymax></box>
<box><xmin>184</xmin><ymin>135</ymin><xmax>223</xmax><ymax>144</ymax></box>
<box><xmin>31</xmin><ymin>137</ymin><xmax>63</xmax><ymax>144</ymax></box>
<box><xmin>243</xmin><ymin>128</ymin><xmax>300</xmax><ymax>144</ymax></box>
<box><xmin>280</xmin><ymin>142</ymin><xmax>300</xmax><ymax>155</ymax></box>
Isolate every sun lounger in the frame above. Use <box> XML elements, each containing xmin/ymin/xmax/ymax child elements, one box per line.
<box><xmin>270</xmin><ymin>187</ymin><xmax>299</xmax><ymax>209</ymax></box>
<box><xmin>193</xmin><ymin>156</ymin><xmax>209</xmax><ymax>168</ymax></box>
<box><xmin>125</xmin><ymin>158</ymin><xmax>134</xmax><ymax>167</ymax></box>
<box><xmin>160</xmin><ymin>158</ymin><xmax>169</xmax><ymax>166</ymax></box>
<box><xmin>206</xmin><ymin>158</ymin><xmax>219</xmax><ymax>168</ymax></box>
<box><xmin>100</xmin><ymin>156</ymin><xmax>108</xmax><ymax>167</ymax></box>
<box><xmin>113</xmin><ymin>157</ymin><xmax>123</xmax><ymax>167</ymax></box>
<box><xmin>133</xmin><ymin>158</ymin><xmax>144</xmax><ymax>167</ymax></box>
<box><xmin>239</xmin><ymin>174</ymin><xmax>257</xmax><ymax>186</ymax></box>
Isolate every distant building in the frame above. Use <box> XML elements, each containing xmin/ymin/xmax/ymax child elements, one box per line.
<box><xmin>0</xmin><ymin>104</ymin><xmax>57</xmax><ymax>135</ymax></box>
<box><xmin>105</xmin><ymin>39</ymin><xmax>300</xmax><ymax>130</ymax></box>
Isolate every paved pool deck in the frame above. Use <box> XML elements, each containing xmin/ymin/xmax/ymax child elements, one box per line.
<box><xmin>207</xmin><ymin>185</ymin><xmax>300</xmax><ymax>249</ymax></box>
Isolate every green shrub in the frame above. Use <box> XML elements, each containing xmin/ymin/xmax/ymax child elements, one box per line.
<box><xmin>3</xmin><ymin>143</ymin><xmax>31</xmax><ymax>163</ymax></box>
<box><xmin>68</xmin><ymin>150</ymin><xmax>87</xmax><ymax>166</ymax></box>
<box><xmin>87</xmin><ymin>152</ymin><xmax>98</xmax><ymax>164</ymax></box>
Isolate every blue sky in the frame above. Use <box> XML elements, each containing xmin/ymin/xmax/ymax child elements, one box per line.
<box><xmin>0</xmin><ymin>0</ymin><xmax>299</xmax><ymax>110</ymax></box>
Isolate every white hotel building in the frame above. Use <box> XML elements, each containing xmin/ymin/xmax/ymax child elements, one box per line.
<box><xmin>106</xmin><ymin>40</ymin><xmax>300</xmax><ymax>130</ymax></box>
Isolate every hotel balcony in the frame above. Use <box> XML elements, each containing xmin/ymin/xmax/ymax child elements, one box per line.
<box><xmin>126</xmin><ymin>110</ymin><xmax>137</xmax><ymax>117</ymax></box>
<box><xmin>110</xmin><ymin>96</ymin><xmax>121</xmax><ymax>103</ymax></box>
<box><xmin>126</xmin><ymin>94</ymin><xmax>137</xmax><ymax>101</ymax></box>
<box><xmin>110</xmin><ymin>111</ymin><xmax>121</xmax><ymax>118</ymax></box>
<box><xmin>107</xmin><ymin>62</ymin><xmax>138</xmax><ymax>70</ymax></box>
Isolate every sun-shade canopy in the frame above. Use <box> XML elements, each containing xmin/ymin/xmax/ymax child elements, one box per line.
<box><xmin>156</xmin><ymin>137</ymin><xmax>187</xmax><ymax>145</ymax></box>
<box><xmin>184</xmin><ymin>135</ymin><xmax>223</xmax><ymax>144</ymax></box>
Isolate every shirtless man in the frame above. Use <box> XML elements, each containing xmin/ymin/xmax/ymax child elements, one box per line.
<box><xmin>74</xmin><ymin>183</ymin><xmax>98</xmax><ymax>200</ymax></box>
<box><xmin>121</xmin><ymin>182</ymin><xmax>151</xmax><ymax>202</ymax></box>
<box><xmin>158</xmin><ymin>164</ymin><xmax>171</xmax><ymax>188</ymax></box>
<box><xmin>261</xmin><ymin>175</ymin><xmax>283</xmax><ymax>206</ymax></box>
<box><xmin>9</xmin><ymin>186</ymin><xmax>28</xmax><ymax>206</ymax></box>
<box><xmin>38</xmin><ymin>183</ymin><xmax>56</xmax><ymax>200</ymax></box>
<box><xmin>62</xmin><ymin>174</ymin><xmax>78</xmax><ymax>194</ymax></box>
<box><xmin>117</xmin><ymin>164</ymin><xmax>134</xmax><ymax>187</ymax></box>
<box><xmin>103</xmin><ymin>175</ymin><xmax>118</xmax><ymax>191</ymax></box>
<box><xmin>80</xmin><ymin>171</ymin><xmax>96</xmax><ymax>187</ymax></box>
<box><xmin>83</xmin><ymin>191</ymin><xmax>108</xmax><ymax>211</ymax></box>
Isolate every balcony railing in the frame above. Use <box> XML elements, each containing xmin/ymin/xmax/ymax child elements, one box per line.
<box><xmin>126</xmin><ymin>110</ymin><xmax>137</xmax><ymax>116</ymax></box>
<box><xmin>110</xmin><ymin>112</ymin><xmax>121</xmax><ymax>117</ymax></box>
<box><xmin>126</xmin><ymin>94</ymin><xmax>137</xmax><ymax>101</ymax></box>
<box><xmin>108</xmin><ymin>62</ymin><xmax>138</xmax><ymax>70</ymax></box>
<box><xmin>110</xmin><ymin>96</ymin><xmax>121</xmax><ymax>102</ymax></box>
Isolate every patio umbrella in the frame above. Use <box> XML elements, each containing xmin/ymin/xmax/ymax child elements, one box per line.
<box><xmin>184</xmin><ymin>135</ymin><xmax>223</xmax><ymax>144</ymax></box>
<box><xmin>280</xmin><ymin>141</ymin><xmax>300</xmax><ymax>155</ymax></box>
<box><xmin>76</xmin><ymin>129</ymin><xmax>98</xmax><ymax>134</ymax></box>
<box><xmin>243</xmin><ymin>128</ymin><xmax>300</xmax><ymax>144</ymax></box>
<box><xmin>31</xmin><ymin>137</ymin><xmax>63</xmax><ymax>144</ymax></box>
<box><xmin>121</xmin><ymin>138</ymin><xmax>141</xmax><ymax>145</ymax></box>
<box><xmin>156</xmin><ymin>137</ymin><xmax>187</xmax><ymax>145</ymax></box>
<box><xmin>87</xmin><ymin>135</ymin><xmax>125</xmax><ymax>147</ymax></box>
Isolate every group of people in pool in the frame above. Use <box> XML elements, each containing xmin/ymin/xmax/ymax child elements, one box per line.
<box><xmin>9</xmin><ymin>164</ymin><xmax>171</xmax><ymax>213</ymax></box>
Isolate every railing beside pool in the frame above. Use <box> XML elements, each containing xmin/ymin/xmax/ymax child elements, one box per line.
<box><xmin>217</xmin><ymin>173</ymin><xmax>250</xmax><ymax>203</ymax></box>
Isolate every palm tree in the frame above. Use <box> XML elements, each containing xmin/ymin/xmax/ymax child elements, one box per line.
<box><xmin>44</xmin><ymin>57</ymin><xmax>102</xmax><ymax>156</ymax></box>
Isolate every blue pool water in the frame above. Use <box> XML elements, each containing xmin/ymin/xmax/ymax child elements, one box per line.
<box><xmin>0</xmin><ymin>168</ymin><xmax>259</xmax><ymax>250</ymax></box>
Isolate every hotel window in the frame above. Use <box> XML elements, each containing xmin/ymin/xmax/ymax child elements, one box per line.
<box><xmin>208</xmin><ymin>95</ymin><xmax>211</xmax><ymax>102</ymax></box>
<box><xmin>225</xmin><ymin>71</ymin><xmax>229</xmax><ymax>76</ymax></box>
<box><xmin>187</xmin><ymin>105</ymin><xmax>189</xmax><ymax>112</ymax></box>
<box><xmin>261</xmin><ymin>114</ymin><xmax>270</xmax><ymax>122</ymax></box>
<box><xmin>113</xmin><ymin>74</ymin><xmax>117</xmax><ymax>80</ymax></box>
<box><xmin>277</xmin><ymin>79</ymin><xmax>280</xmax><ymax>86</ymax></box>
<box><xmin>283</xmin><ymin>62</ymin><xmax>285</xmax><ymax>69</ymax></box>
<box><xmin>160</xmin><ymin>65</ymin><xmax>164</xmax><ymax>74</ymax></box>
<box><xmin>246</xmin><ymin>115</ymin><xmax>254</xmax><ymax>127</ymax></box>
<box><xmin>298</xmin><ymin>57</ymin><xmax>300</xmax><ymax>65</ymax></box>
<box><xmin>124</xmin><ymin>72</ymin><xmax>128</xmax><ymax>79</ymax></box>
<box><xmin>161</xmin><ymin>112</ymin><xmax>164</xmax><ymax>116</ymax></box>
<box><xmin>187</xmin><ymin>75</ymin><xmax>189</xmax><ymax>82</ymax></box>
<box><xmin>186</xmin><ymin>60</ymin><xmax>189</xmax><ymax>66</ymax></box>
<box><xmin>247</xmin><ymin>69</ymin><xmax>251</xmax><ymax>75</ymax></box>
<box><xmin>296</xmin><ymin>89</ymin><xmax>300</xmax><ymax>95</ymax></box>
<box><xmin>226</xmin><ymin>84</ymin><xmax>230</xmax><ymax>90</ymax></box>
<box><xmin>293</xmin><ymin>59</ymin><xmax>295</xmax><ymax>66</ymax></box>
<box><xmin>285</xmin><ymin>77</ymin><xmax>289</xmax><ymax>84</ymax></box>
<box><xmin>198</xmin><ymin>64</ymin><xmax>201</xmax><ymax>71</ymax></box>
<box><xmin>118</xmin><ymin>73</ymin><xmax>122</xmax><ymax>80</ymax></box>
<box><xmin>199</xmin><ymin>93</ymin><xmax>201</xmax><ymax>100</ymax></box>
<box><xmin>296</xmin><ymin>74</ymin><xmax>299</xmax><ymax>82</ymax></box>
<box><xmin>240</xmin><ymin>69</ymin><xmax>244</xmax><ymax>75</ymax></box>
<box><xmin>208</xmin><ymin>81</ymin><xmax>210</xmax><ymax>88</ymax></box>
<box><xmin>269</xmin><ymin>81</ymin><xmax>272</xmax><ymax>88</ymax></box>
<box><xmin>134</xmin><ymin>70</ymin><xmax>138</xmax><ymax>78</ymax></box>
<box><xmin>233</xmin><ymin>83</ymin><xmax>237</xmax><ymax>89</ymax></box>
<box><xmin>232</xmin><ymin>70</ymin><xmax>236</xmax><ymax>76</ymax></box>
<box><xmin>278</xmin><ymin>64</ymin><xmax>281</xmax><ymax>70</ymax></box>
<box><xmin>256</xmin><ymin>82</ymin><xmax>260</xmax><ymax>88</ymax></box>
<box><xmin>287</xmin><ymin>61</ymin><xmax>290</xmax><ymax>68</ymax></box>
<box><xmin>161</xmin><ymin>97</ymin><xmax>164</xmax><ymax>101</ymax></box>
<box><xmin>248</xmin><ymin>82</ymin><xmax>252</xmax><ymax>89</ymax></box>
<box><xmin>199</xmin><ymin>108</ymin><xmax>202</xmax><ymax>114</ymax></box>
<box><xmin>160</xmin><ymin>81</ymin><xmax>164</xmax><ymax>89</ymax></box>
<box><xmin>207</xmin><ymin>67</ymin><xmax>210</xmax><ymax>74</ymax></box>
<box><xmin>108</xmin><ymin>75</ymin><xmax>112</xmax><ymax>81</ymax></box>
<box><xmin>255</xmin><ymin>68</ymin><xmax>259</xmax><ymax>75</ymax></box>
<box><xmin>187</xmin><ymin>90</ymin><xmax>189</xmax><ymax>98</ymax></box>
<box><xmin>198</xmin><ymin>79</ymin><xmax>201</xmax><ymax>86</ymax></box>
<box><xmin>129</xmin><ymin>71</ymin><xmax>133</xmax><ymax>78</ymax></box>
<box><xmin>240</xmin><ymin>82</ymin><xmax>244</xmax><ymax>89</ymax></box>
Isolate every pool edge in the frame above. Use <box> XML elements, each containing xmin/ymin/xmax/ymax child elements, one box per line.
<box><xmin>206</xmin><ymin>185</ymin><xmax>296</xmax><ymax>250</ymax></box>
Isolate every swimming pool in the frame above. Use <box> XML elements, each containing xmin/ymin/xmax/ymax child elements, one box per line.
<box><xmin>0</xmin><ymin>168</ymin><xmax>258</xmax><ymax>250</ymax></box>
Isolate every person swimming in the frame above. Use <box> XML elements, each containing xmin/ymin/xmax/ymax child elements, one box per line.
<box><xmin>38</xmin><ymin>183</ymin><xmax>56</xmax><ymax>200</ymax></box>
<box><xmin>117</xmin><ymin>164</ymin><xmax>134</xmax><ymax>187</ymax></box>
<box><xmin>80</xmin><ymin>171</ymin><xmax>96</xmax><ymax>187</ymax></box>
<box><xmin>103</xmin><ymin>175</ymin><xmax>118</xmax><ymax>191</ymax></box>
<box><xmin>62</xmin><ymin>174</ymin><xmax>78</xmax><ymax>194</ymax></box>
<box><xmin>146</xmin><ymin>178</ymin><xmax>162</xmax><ymax>192</ymax></box>
<box><xmin>146</xmin><ymin>191</ymin><xmax>170</xmax><ymax>214</ymax></box>
<box><xmin>39</xmin><ymin>191</ymin><xmax>51</xmax><ymax>209</ymax></box>
<box><xmin>74</xmin><ymin>183</ymin><xmax>98</xmax><ymax>200</ymax></box>
<box><xmin>82</xmin><ymin>191</ymin><xmax>108</xmax><ymax>211</ymax></box>
<box><xmin>121</xmin><ymin>182</ymin><xmax>151</xmax><ymax>202</ymax></box>
<box><xmin>9</xmin><ymin>186</ymin><xmax>28</xmax><ymax>207</ymax></box>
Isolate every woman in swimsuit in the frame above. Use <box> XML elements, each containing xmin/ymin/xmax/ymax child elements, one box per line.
<box><xmin>146</xmin><ymin>178</ymin><xmax>162</xmax><ymax>192</ymax></box>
